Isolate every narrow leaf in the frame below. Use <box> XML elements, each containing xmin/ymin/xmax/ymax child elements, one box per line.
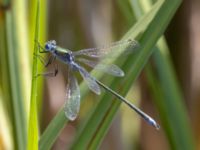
<box><xmin>27</xmin><ymin>1</ymin><xmax>40</xmax><ymax>150</ymax></box>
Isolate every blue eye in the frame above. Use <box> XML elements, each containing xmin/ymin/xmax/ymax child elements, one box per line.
<box><xmin>45</xmin><ymin>44</ymin><xmax>50</xmax><ymax>50</ymax></box>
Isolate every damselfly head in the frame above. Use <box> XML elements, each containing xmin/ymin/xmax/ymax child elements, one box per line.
<box><xmin>45</xmin><ymin>40</ymin><xmax>57</xmax><ymax>51</ymax></box>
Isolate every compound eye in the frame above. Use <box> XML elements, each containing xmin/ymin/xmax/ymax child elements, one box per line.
<box><xmin>45</xmin><ymin>44</ymin><xmax>50</xmax><ymax>50</ymax></box>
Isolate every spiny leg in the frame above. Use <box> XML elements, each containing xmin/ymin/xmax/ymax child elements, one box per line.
<box><xmin>45</xmin><ymin>55</ymin><xmax>56</xmax><ymax>67</ymax></box>
<box><xmin>34</xmin><ymin>53</ymin><xmax>46</xmax><ymax>65</ymax></box>
<box><xmin>35</xmin><ymin>64</ymin><xmax>58</xmax><ymax>78</ymax></box>
<box><xmin>34</xmin><ymin>39</ymin><xmax>48</xmax><ymax>53</ymax></box>
<box><xmin>34</xmin><ymin>54</ymin><xmax>56</xmax><ymax>67</ymax></box>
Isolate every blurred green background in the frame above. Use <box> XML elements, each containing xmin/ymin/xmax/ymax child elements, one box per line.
<box><xmin>0</xmin><ymin>0</ymin><xmax>199</xmax><ymax>150</ymax></box>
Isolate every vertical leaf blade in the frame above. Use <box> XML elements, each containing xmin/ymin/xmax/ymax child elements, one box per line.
<box><xmin>3</xmin><ymin>1</ymin><xmax>27</xmax><ymax>149</ymax></box>
<box><xmin>27</xmin><ymin>1</ymin><xmax>40</xmax><ymax>150</ymax></box>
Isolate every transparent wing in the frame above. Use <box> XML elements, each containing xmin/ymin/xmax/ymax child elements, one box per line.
<box><xmin>64</xmin><ymin>68</ymin><xmax>80</xmax><ymax>121</ymax></box>
<box><xmin>77</xmin><ymin>58</ymin><xmax>124</xmax><ymax>77</ymax></box>
<box><xmin>72</xmin><ymin>39</ymin><xmax>139</xmax><ymax>58</ymax></box>
<box><xmin>76</xmin><ymin>63</ymin><xmax>101</xmax><ymax>95</ymax></box>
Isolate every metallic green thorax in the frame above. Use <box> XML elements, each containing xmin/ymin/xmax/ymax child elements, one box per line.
<box><xmin>56</xmin><ymin>46</ymin><xmax>70</xmax><ymax>53</ymax></box>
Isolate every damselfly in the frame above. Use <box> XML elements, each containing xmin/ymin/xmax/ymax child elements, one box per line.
<box><xmin>36</xmin><ymin>39</ymin><xmax>160</xmax><ymax>130</ymax></box>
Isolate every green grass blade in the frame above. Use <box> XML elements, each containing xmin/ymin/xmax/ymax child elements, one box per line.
<box><xmin>39</xmin><ymin>108</ymin><xmax>67</xmax><ymax>150</ymax></box>
<box><xmin>121</xmin><ymin>0</ymin><xmax>194</xmax><ymax>149</ymax></box>
<box><xmin>71</xmin><ymin>0</ymin><xmax>182</xmax><ymax>149</ymax></box>
<box><xmin>27</xmin><ymin>1</ymin><xmax>40</xmax><ymax>150</ymax></box>
<box><xmin>28</xmin><ymin>0</ymin><xmax>47</xmax><ymax>119</ymax></box>
<box><xmin>0</xmin><ymin>3</ymin><xmax>17</xmax><ymax>148</ymax></box>
<box><xmin>12</xmin><ymin>0</ymin><xmax>31</xmax><ymax>116</ymax></box>
<box><xmin>144</xmin><ymin>43</ymin><xmax>195</xmax><ymax>149</ymax></box>
<box><xmin>1</xmin><ymin>1</ymin><xmax>28</xmax><ymax>149</ymax></box>
<box><xmin>131</xmin><ymin>0</ymin><xmax>195</xmax><ymax>149</ymax></box>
